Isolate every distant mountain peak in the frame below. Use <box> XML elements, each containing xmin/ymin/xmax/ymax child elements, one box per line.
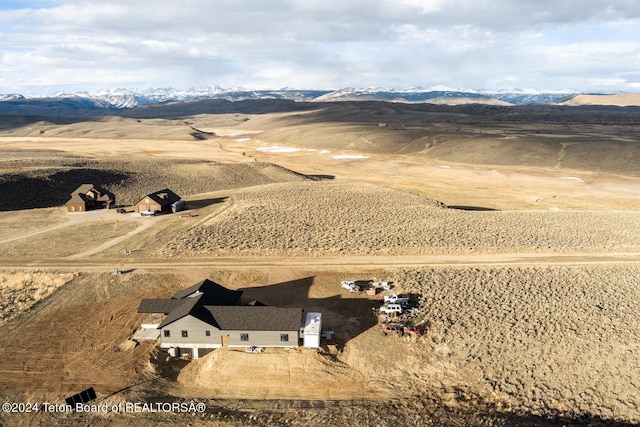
<box><xmin>0</xmin><ymin>86</ymin><xmax>594</xmax><ymax>109</ymax></box>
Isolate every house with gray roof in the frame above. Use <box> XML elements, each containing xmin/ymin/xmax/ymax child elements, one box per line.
<box><xmin>66</xmin><ymin>184</ymin><xmax>115</xmax><ymax>212</ymax></box>
<box><xmin>134</xmin><ymin>188</ymin><xmax>183</xmax><ymax>214</ymax></box>
<box><xmin>135</xmin><ymin>279</ymin><xmax>304</xmax><ymax>359</ymax></box>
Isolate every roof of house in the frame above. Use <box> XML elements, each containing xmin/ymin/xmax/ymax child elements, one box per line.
<box><xmin>206</xmin><ymin>306</ymin><xmax>303</xmax><ymax>331</ymax></box>
<box><xmin>171</xmin><ymin>279</ymin><xmax>243</xmax><ymax>305</ymax></box>
<box><xmin>67</xmin><ymin>184</ymin><xmax>114</xmax><ymax>205</ymax></box>
<box><xmin>158</xmin><ymin>294</ymin><xmax>220</xmax><ymax>329</ymax></box>
<box><xmin>137</xmin><ymin>299</ymin><xmax>185</xmax><ymax>314</ymax></box>
<box><xmin>140</xmin><ymin>278</ymin><xmax>301</xmax><ymax>332</ymax></box>
<box><xmin>138</xmin><ymin>188</ymin><xmax>181</xmax><ymax>207</ymax></box>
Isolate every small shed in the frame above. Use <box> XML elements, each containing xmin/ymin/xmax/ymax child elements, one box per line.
<box><xmin>303</xmin><ymin>312</ymin><xmax>322</xmax><ymax>348</ymax></box>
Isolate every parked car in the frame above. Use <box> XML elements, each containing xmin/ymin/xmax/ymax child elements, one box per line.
<box><xmin>116</xmin><ymin>207</ymin><xmax>127</xmax><ymax>214</ymax></box>
<box><xmin>380</xmin><ymin>323</ymin><xmax>404</xmax><ymax>336</ymax></box>
<box><xmin>383</xmin><ymin>293</ymin><xmax>409</xmax><ymax>304</ymax></box>
<box><xmin>245</xmin><ymin>346</ymin><xmax>265</xmax><ymax>354</ymax></box>
<box><xmin>140</xmin><ymin>209</ymin><xmax>157</xmax><ymax>216</ymax></box>
<box><xmin>403</xmin><ymin>324</ymin><xmax>422</xmax><ymax>336</ymax></box>
<box><xmin>379</xmin><ymin>304</ymin><xmax>403</xmax><ymax>315</ymax></box>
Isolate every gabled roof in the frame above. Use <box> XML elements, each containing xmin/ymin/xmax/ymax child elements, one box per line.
<box><xmin>137</xmin><ymin>299</ymin><xmax>185</xmax><ymax>314</ymax></box>
<box><xmin>67</xmin><ymin>184</ymin><xmax>114</xmax><ymax>204</ymax></box>
<box><xmin>138</xmin><ymin>188</ymin><xmax>181</xmax><ymax>207</ymax></box>
<box><xmin>206</xmin><ymin>306</ymin><xmax>302</xmax><ymax>331</ymax></box>
<box><xmin>73</xmin><ymin>184</ymin><xmax>96</xmax><ymax>195</ymax></box>
<box><xmin>158</xmin><ymin>294</ymin><xmax>220</xmax><ymax>329</ymax></box>
<box><xmin>172</xmin><ymin>279</ymin><xmax>243</xmax><ymax>306</ymax></box>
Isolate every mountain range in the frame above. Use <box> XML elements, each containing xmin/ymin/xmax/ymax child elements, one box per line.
<box><xmin>0</xmin><ymin>86</ymin><xmax>589</xmax><ymax>110</ymax></box>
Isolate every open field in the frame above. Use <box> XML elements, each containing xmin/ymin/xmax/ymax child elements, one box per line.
<box><xmin>160</xmin><ymin>181</ymin><xmax>640</xmax><ymax>257</ymax></box>
<box><xmin>0</xmin><ymin>100</ymin><xmax>639</xmax><ymax>426</ymax></box>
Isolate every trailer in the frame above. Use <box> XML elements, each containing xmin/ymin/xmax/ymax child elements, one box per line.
<box><xmin>342</xmin><ymin>280</ymin><xmax>392</xmax><ymax>293</ymax></box>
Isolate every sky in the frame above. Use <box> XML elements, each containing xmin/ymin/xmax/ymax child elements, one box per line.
<box><xmin>1</xmin><ymin>0</ymin><xmax>640</xmax><ymax>95</ymax></box>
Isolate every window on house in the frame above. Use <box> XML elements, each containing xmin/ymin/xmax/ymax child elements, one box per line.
<box><xmin>163</xmin><ymin>330</ymin><xmax>170</xmax><ymax>338</ymax></box>
<box><xmin>205</xmin><ymin>330</ymin><xmax>210</xmax><ymax>337</ymax></box>
<box><xmin>181</xmin><ymin>330</ymin><xmax>188</xmax><ymax>338</ymax></box>
<box><xmin>280</xmin><ymin>334</ymin><xmax>289</xmax><ymax>342</ymax></box>
<box><xmin>240</xmin><ymin>333</ymin><xmax>249</xmax><ymax>341</ymax></box>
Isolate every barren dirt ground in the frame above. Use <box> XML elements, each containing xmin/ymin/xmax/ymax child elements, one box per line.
<box><xmin>0</xmin><ymin>107</ymin><xmax>639</xmax><ymax>426</ymax></box>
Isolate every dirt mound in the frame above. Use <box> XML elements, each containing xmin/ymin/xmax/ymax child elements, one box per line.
<box><xmin>176</xmin><ymin>348</ymin><xmax>377</xmax><ymax>400</ymax></box>
<box><xmin>161</xmin><ymin>181</ymin><xmax>640</xmax><ymax>257</ymax></box>
<box><xmin>0</xmin><ymin>271</ymin><xmax>183</xmax><ymax>401</ymax></box>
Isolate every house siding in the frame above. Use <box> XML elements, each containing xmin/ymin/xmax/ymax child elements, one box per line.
<box><xmin>226</xmin><ymin>330</ymin><xmax>300</xmax><ymax>348</ymax></box>
<box><xmin>160</xmin><ymin>315</ymin><xmax>220</xmax><ymax>347</ymax></box>
<box><xmin>66</xmin><ymin>203</ymin><xmax>85</xmax><ymax>212</ymax></box>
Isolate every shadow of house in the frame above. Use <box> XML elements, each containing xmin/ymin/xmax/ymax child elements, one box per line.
<box><xmin>66</xmin><ymin>184</ymin><xmax>115</xmax><ymax>212</ymax></box>
<box><xmin>237</xmin><ymin>277</ymin><xmax>379</xmax><ymax>350</ymax></box>
<box><xmin>184</xmin><ymin>196</ymin><xmax>227</xmax><ymax>210</ymax></box>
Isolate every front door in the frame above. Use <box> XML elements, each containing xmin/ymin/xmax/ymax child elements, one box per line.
<box><xmin>221</xmin><ymin>335</ymin><xmax>228</xmax><ymax>347</ymax></box>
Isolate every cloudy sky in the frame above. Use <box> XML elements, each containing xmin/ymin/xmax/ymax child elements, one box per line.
<box><xmin>1</xmin><ymin>0</ymin><xmax>639</xmax><ymax>95</ymax></box>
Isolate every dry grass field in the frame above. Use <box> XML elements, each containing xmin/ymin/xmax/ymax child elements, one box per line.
<box><xmin>0</xmin><ymin>99</ymin><xmax>639</xmax><ymax>426</ymax></box>
<box><xmin>160</xmin><ymin>181</ymin><xmax>640</xmax><ymax>258</ymax></box>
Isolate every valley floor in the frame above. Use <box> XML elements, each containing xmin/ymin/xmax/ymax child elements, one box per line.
<box><xmin>0</xmin><ymin>104</ymin><xmax>639</xmax><ymax>426</ymax></box>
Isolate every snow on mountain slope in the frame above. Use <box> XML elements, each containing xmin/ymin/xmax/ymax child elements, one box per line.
<box><xmin>1</xmin><ymin>86</ymin><xmax>629</xmax><ymax>109</ymax></box>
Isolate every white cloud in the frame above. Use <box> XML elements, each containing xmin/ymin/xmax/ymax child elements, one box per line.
<box><xmin>1</xmin><ymin>0</ymin><xmax>640</xmax><ymax>93</ymax></box>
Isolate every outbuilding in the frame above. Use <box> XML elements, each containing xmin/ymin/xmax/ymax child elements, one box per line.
<box><xmin>302</xmin><ymin>312</ymin><xmax>322</xmax><ymax>348</ymax></box>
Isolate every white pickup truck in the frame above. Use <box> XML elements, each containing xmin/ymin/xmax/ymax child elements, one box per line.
<box><xmin>379</xmin><ymin>303</ymin><xmax>404</xmax><ymax>314</ymax></box>
<box><xmin>341</xmin><ymin>281</ymin><xmax>359</xmax><ymax>292</ymax></box>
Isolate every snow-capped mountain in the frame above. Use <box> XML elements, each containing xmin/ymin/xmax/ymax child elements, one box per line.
<box><xmin>0</xmin><ymin>93</ymin><xmax>25</xmax><ymax>102</ymax></box>
<box><xmin>0</xmin><ymin>86</ymin><xmax>591</xmax><ymax>110</ymax></box>
<box><xmin>54</xmin><ymin>86</ymin><xmax>228</xmax><ymax>109</ymax></box>
<box><xmin>313</xmin><ymin>87</ymin><xmax>578</xmax><ymax>104</ymax></box>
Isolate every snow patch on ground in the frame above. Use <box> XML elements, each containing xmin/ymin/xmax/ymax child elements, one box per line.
<box><xmin>332</xmin><ymin>154</ymin><xmax>369</xmax><ymax>160</ymax></box>
<box><xmin>257</xmin><ymin>145</ymin><xmax>302</xmax><ymax>153</ymax></box>
<box><xmin>561</xmin><ymin>176</ymin><xmax>585</xmax><ymax>183</ymax></box>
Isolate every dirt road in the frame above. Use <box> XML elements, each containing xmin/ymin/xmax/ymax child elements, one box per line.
<box><xmin>1</xmin><ymin>252</ymin><xmax>640</xmax><ymax>272</ymax></box>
